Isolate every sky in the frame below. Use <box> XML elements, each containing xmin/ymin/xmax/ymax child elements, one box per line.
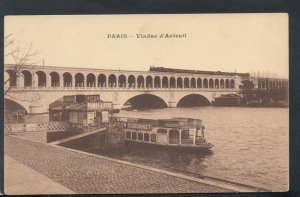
<box><xmin>4</xmin><ymin>13</ymin><xmax>288</xmax><ymax>77</ymax></box>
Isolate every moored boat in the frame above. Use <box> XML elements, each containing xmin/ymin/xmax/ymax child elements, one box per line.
<box><xmin>113</xmin><ymin>117</ymin><xmax>214</xmax><ymax>151</ymax></box>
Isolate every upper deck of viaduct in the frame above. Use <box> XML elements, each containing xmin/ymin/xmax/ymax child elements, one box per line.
<box><xmin>4</xmin><ymin>64</ymin><xmax>250</xmax><ymax>91</ymax></box>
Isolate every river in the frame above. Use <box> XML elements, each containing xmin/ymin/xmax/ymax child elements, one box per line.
<box><xmin>90</xmin><ymin>107</ymin><xmax>289</xmax><ymax>191</ymax></box>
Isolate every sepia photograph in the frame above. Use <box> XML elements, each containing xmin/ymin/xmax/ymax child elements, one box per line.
<box><xmin>3</xmin><ymin>13</ymin><xmax>289</xmax><ymax>194</ymax></box>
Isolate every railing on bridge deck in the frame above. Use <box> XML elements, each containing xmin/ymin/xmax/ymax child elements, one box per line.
<box><xmin>8</xmin><ymin>86</ymin><xmax>238</xmax><ymax>91</ymax></box>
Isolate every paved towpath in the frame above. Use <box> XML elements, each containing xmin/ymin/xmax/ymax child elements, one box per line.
<box><xmin>4</xmin><ymin>135</ymin><xmax>233</xmax><ymax>194</ymax></box>
<box><xmin>4</xmin><ymin>155</ymin><xmax>75</xmax><ymax>195</ymax></box>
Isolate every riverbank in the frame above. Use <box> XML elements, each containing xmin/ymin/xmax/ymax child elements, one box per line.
<box><xmin>4</xmin><ymin>135</ymin><xmax>236</xmax><ymax>194</ymax></box>
<box><xmin>4</xmin><ymin>155</ymin><xmax>75</xmax><ymax>195</ymax></box>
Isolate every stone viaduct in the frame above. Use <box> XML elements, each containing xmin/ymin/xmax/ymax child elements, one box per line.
<box><xmin>4</xmin><ymin>64</ymin><xmax>266</xmax><ymax>114</ymax></box>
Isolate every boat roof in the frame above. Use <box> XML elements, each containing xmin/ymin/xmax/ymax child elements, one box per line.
<box><xmin>171</xmin><ymin>117</ymin><xmax>202</xmax><ymax>122</ymax></box>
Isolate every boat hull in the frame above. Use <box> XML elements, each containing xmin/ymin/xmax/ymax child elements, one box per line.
<box><xmin>125</xmin><ymin>140</ymin><xmax>213</xmax><ymax>152</ymax></box>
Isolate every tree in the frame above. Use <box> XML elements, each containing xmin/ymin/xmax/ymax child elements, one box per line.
<box><xmin>4</xmin><ymin>34</ymin><xmax>40</xmax><ymax>96</ymax></box>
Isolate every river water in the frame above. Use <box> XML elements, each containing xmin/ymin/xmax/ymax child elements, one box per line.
<box><xmin>91</xmin><ymin>107</ymin><xmax>289</xmax><ymax>191</ymax></box>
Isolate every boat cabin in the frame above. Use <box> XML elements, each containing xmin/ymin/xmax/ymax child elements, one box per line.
<box><xmin>113</xmin><ymin>117</ymin><xmax>209</xmax><ymax>148</ymax></box>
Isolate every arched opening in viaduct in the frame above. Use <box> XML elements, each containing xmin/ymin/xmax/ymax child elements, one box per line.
<box><xmin>36</xmin><ymin>71</ymin><xmax>46</xmax><ymax>87</ymax></box>
<box><xmin>177</xmin><ymin>77</ymin><xmax>183</xmax><ymax>88</ymax></box>
<box><xmin>215</xmin><ymin>79</ymin><xmax>219</xmax><ymax>88</ymax></box>
<box><xmin>162</xmin><ymin>76</ymin><xmax>168</xmax><ymax>88</ymax></box>
<box><xmin>137</xmin><ymin>75</ymin><xmax>144</xmax><ymax>88</ymax></box>
<box><xmin>75</xmin><ymin>73</ymin><xmax>84</xmax><ymax>87</ymax></box>
<box><xmin>146</xmin><ymin>76</ymin><xmax>153</xmax><ymax>88</ymax></box>
<box><xmin>87</xmin><ymin>73</ymin><xmax>96</xmax><ymax>87</ymax></box>
<box><xmin>108</xmin><ymin>74</ymin><xmax>116</xmax><ymax>87</ymax></box>
<box><xmin>154</xmin><ymin>76</ymin><xmax>161</xmax><ymax>88</ymax></box>
<box><xmin>98</xmin><ymin>74</ymin><xmax>106</xmax><ymax>87</ymax></box>
<box><xmin>191</xmin><ymin>78</ymin><xmax>196</xmax><ymax>88</ymax></box>
<box><xmin>128</xmin><ymin>75</ymin><xmax>135</xmax><ymax>88</ymax></box>
<box><xmin>22</xmin><ymin>70</ymin><xmax>32</xmax><ymax>87</ymax></box>
<box><xmin>230</xmin><ymin>79</ymin><xmax>235</xmax><ymax>89</ymax></box>
<box><xmin>197</xmin><ymin>78</ymin><xmax>202</xmax><ymax>88</ymax></box>
<box><xmin>209</xmin><ymin>79</ymin><xmax>214</xmax><ymax>88</ymax></box>
<box><xmin>50</xmin><ymin>71</ymin><xmax>60</xmax><ymax>87</ymax></box>
<box><xmin>177</xmin><ymin>94</ymin><xmax>210</xmax><ymax>107</ymax></box>
<box><xmin>4</xmin><ymin>98</ymin><xmax>28</xmax><ymax>115</ymax></box>
<box><xmin>225</xmin><ymin>79</ymin><xmax>230</xmax><ymax>89</ymax></box>
<box><xmin>4</xmin><ymin>72</ymin><xmax>9</xmax><ymax>87</ymax></box>
<box><xmin>203</xmin><ymin>78</ymin><xmax>208</xmax><ymax>88</ymax></box>
<box><xmin>6</xmin><ymin>70</ymin><xmax>17</xmax><ymax>87</ymax></box>
<box><xmin>220</xmin><ymin>79</ymin><xmax>225</xmax><ymax>89</ymax></box>
<box><xmin>170</xmin><ymin>77</ymin><xmax>176</xmax><ymax>88</ymax></box>
<box><xmin>63</xmin><ymin>72</ymin><xmax>72</xmax><ymax>87</ymax></box>
<box><xmin>184</xmin><ymin>77</ymin><xmax>189</xmax><ymax>88</ymax></box>
<box><xmin>124</xmin><ymin>94</ymin><xmax>168</xmax><ymax>109</ymax></box>
<box><xmin>118</xmin><ymin>75</ymin><xmax>126</xmax><ymax>88</ymax></box>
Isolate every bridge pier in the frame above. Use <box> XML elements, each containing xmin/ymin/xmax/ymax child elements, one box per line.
<box><xmin>112</xmin><ymin>103</ymin><xmax>122</xmax><ymax>110</ymax></box>
<box><xmin>29</xmin><ymin>105</ymin><xmax>47</xmax><ymax>114</ymax></box>
<box><xmin>168</xmin><ymin>101</ymin><xmax>177</xmax><ymax>108</ymax></box>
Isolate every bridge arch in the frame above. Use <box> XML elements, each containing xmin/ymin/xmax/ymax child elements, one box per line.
<box><xmin>230</xmin><ymin>79</ymin><xmax>235</xmax><ymax>89</ymax></box>
<box><xmin>128</xmin><ymin>75</ymin><xmax>136</xmax><ymax>88</ymax></box>
<box><xmin>209</xmin><ymin>78</ymin><xmax>214</xmax><ymax>88</ymax></box>
<box><xmin>215</xmin><ymin>79</ymin><xmax>219</xmax><ymax>88</ymax></box>
<box><xmin>4</xmin><ymin>97</ymin><xmax>29</xmax><ymax>114</ymax></box>
<box><xmin>63</xmin><ymin>72</ymin><xmax>72</xmax><ymax>87</ymax></box>
<box><xmin>22</xmin><ymin>70</ymin><xmax>32</xmax><ymax>87</ymax></box>
<box><xmin>36</xmin><ymin>71</ymin><xmax>46</xmax><ymax>87</ymax></box>
<box><xmin>154</xmin><ymin>76</ymin><xmax>161</xmax><ymax>88</ymax></box>
<box><xmin>170</xmin><ymin>77</ymin><xmax>176</xmax><ymax>88</ymax></box>
<box><xmin>118</xmin><ymin>74</ymin><xmax>126</xmax><ymax>88</ymax></box>
<box><xmin>108</xmin><ymin>74</ymin><xmax>117</xmax><ymax>87</ymax></box>
<box><xmin>203</xmin><ymin>78</ymin><xmax>208</xmax><ymax>88</ymax></box>
<box><xmin>4</xmin><ymin>71</ymin><xmax>9</xmax><ymax>88</ymax></box>
<box><xmin>6</xmin><ymin>69</ymin><xmax>17</xmax><ymax>86</ymax></box>
<box><xmin>225</xmin><ymin>79</ymin><xmax>230</xmax><ymax>89</ymax></box>
<box><xmin>137</xmin><ymin>75</ymin><xmax>145</xmax><ymax>88</ymax></box>
<box><xmin>191</xmin><ymin>78</ymin><xmax>196</xmax><ymax>88</ymax></box>
<box><xmin>87</xmin><ymin>73</ymin><xmax>96</xmax><ymax>87</ymax></box>
<box><xmin>197</xmin><ymin>78</ymin><xmax>202</xmax><ymax>88</ymax></box>
<box><xmin>121</xmin><ymin>93</ymin><xmax>168</xmax><ymax>109</ymax></box>
<box><xmin>146</xmin><ymin>75</ymin><xmax>153</xmax><ymax>88</ymax></box>
<box><xmin>75</xmin><ymin>73</ymin><xmax>85</xmax><ymax>87</ymax></box>
<box><xmin>50</xmin><ymin>71</ymin><xmax>60</xmax><ymax>87</ymax></box>
<box><xmin>220</xmin><ymin>79</ymin><xmax>225</xmax><ymax>89</ymax></box>
<box><xmin>177</xmin><ymin>77</ymin><xmax>183</xmax><ymax>88</ymax></box>
<box><xmin>162</xmin><ymin>76</ymin><xmax>168</xmax><ymax>88</ymax></box>
<box><xmin>184</xmin><ymin>77</ymin><xmax>189</xmax><ymax>88</ymax></box>
<box><xmin>98</xmin><ymin>74</ymin><xmax>106</xmax><ymax>87</ymax></box>
<box><xmin>177</xmin><ymin>94</ymin><xmax>210</xmax><ymax>107</ymax></box>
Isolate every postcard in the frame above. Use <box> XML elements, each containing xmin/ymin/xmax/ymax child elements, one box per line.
<box><xmin>4</xmin><ymin>13</ymin><xmax>289</xmax><ymax>194</ymax></box>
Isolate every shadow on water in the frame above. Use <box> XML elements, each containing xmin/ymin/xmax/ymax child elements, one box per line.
<box><xmin>86</xmin><ymin>142</ymin><xmax>213</xmax><ymax>176</ymax></box>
